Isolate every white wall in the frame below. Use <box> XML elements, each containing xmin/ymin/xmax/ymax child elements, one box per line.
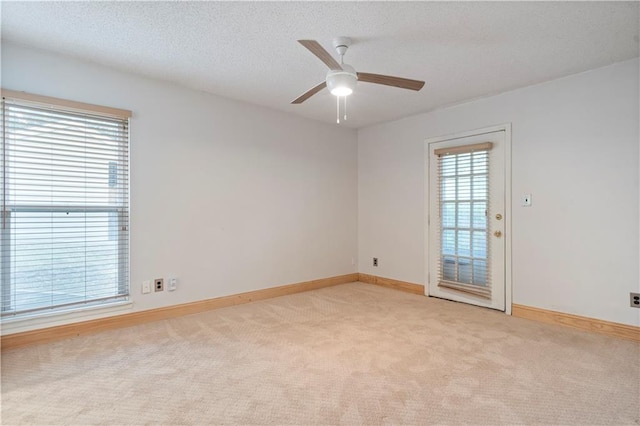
<box><xmin>358</xmin><ymin>58</ymin><xmax>640</xmax><ymax>326</ymax></box>
<box><xmin>2</xmin><ymin>41</ymin><xmax>638</xmax><ymax>331</ymax></box>
<box><xmin>1</xmin><ymin>42</ymin><xmax>358</xmax><ymax>326</ymax></box>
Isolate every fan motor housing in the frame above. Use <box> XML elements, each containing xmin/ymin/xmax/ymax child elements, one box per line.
<box><xmin>326</xmin><ymin>64</ymin><xmax>358</xmax><ymax>96</ymax></box>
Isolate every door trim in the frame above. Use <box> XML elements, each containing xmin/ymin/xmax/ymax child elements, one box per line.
<box><xmin>424</xmin><ymin>124</ymin><xmax>512</xmax><ymax>315</ymax></box>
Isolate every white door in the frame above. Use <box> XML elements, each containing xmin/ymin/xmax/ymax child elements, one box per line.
<box><xmin>427</xmin><ymin>127</ymin><xmax>509</xmax><ymax>311</ymax></box>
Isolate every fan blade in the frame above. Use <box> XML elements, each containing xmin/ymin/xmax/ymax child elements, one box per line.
<box><xmin>357</xmin><ymin>72</ymin><xmax>425</xmax><ymax>91</ymax></box>
<box><xmin>298</xmin><ymin>40</ymin><xmax>343</xmax><ymax>71</ymax></box>
<box><xmin>291</xmin><ymin>81</ymin><xmax>327</xmax><ymax>104</ymax></box>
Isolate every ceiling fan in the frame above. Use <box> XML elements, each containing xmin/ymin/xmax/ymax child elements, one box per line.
<box><xmin>291</xmin><ymin>37</ymin><xmax>425</xmax><ymax>120</ymax></box>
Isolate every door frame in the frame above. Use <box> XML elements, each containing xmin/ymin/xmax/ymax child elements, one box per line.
<box><xmin>424</xmin><ymin>123</ymin><xmax>512</xmax><ymax>315</ymax></box>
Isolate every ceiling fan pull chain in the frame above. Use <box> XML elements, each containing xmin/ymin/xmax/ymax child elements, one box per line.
<box><xmin>344</xmin><ymin>95</ymin><xmax>347</xmax><ymax>121</ymax></box>
<box><xmin>336</xmin><ymin>96</ymin><xmax>340</xmax><ymax>124</ymax></box>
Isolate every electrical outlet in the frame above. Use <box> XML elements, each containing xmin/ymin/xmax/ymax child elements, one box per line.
<box><xmin>373</xmin><ymin>257</ymin><xmax>378</xmax><ymax>267</ymax></box>
<box><xmin>631</xmin><ymin>292</ymin><xmax>640</xmax><ymax>308</ymax></box>
<box><xmin>142</xmin><ymin>280</ymin><xmax>151</xmax><ymax>294</ymax></box>
<box><xmin>154</xmin><ymin>278</ymin><xmax>164</xmax><ymax>292</ymax></box>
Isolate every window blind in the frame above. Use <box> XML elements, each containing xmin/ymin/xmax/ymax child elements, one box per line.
<box><xmin>435</xmin><ymin>142</ymin><xmax>492</xmax><ymax>299</ymax></box>
<box><xmin>1</xmin><ymin>94</ymin><xmax>130</xmax><ymax>317</ymax></box>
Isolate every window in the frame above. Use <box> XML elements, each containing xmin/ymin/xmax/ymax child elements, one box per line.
<box><xmin>1</xmin><ymin>90</ymin><xmax>130</xmax><ymax>317</ymax></box>
<box><xmin>435</xmin><ymin>142</ymin><xmax>492</xmax><ymax>298</ymax></box>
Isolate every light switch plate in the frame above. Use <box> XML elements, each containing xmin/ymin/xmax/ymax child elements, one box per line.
<box><xmin>168</xmin><ymin>278</ymin><xmax>177</xmax><ymax>291</ymax></box>
<box><xmin>522</xmin><ymin>194</ymin><xmax>532</xmax><ymax>207</ymax></box>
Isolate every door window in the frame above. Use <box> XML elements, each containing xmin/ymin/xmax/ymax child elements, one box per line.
<box><xmin>435</xmin><ymin>143</ymin><xmax>492</xmax><ymax>298</ymax></box>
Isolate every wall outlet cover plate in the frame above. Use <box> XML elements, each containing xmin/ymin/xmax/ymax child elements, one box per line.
<box><xmin>154</xmin><ymin>278</ymin><xmax>164</xmax><ymax>292</ymax></box>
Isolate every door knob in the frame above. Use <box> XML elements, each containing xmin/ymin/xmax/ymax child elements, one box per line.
<box><xmin>494</xmin><ymin>230</ymin><xmax>502</xmax><ymax>238</ymax></box>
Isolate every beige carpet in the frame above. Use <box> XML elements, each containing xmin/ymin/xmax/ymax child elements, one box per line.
<box><xmin>1</xmin><ymin>282</ymin><xmax>639</xmax><ymax>425</ymax></box>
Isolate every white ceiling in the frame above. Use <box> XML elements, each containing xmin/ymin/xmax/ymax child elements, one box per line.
<box><xmin>2</xmin><ymin>1</ymin><xmax>639</xmax><ymax>129</ymax></box>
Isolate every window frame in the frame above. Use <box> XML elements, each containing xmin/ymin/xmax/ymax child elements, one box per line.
<box><xmin>1</xmin><ymin>89</ymin><xmax>132</xmax><ymax>318</ymax></box>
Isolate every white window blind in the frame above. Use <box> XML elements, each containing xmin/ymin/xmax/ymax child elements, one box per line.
<box><xmin>1</xmin><ymin>92</ymin><xmax>130</xmax><ymax>317</ymax></box>
<box><xmin>435</xmin><ymin>142</ymin><xmax>492</xmax><ymax>299</ymax></box>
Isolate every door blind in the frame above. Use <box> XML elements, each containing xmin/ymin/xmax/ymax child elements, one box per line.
<box><xmin>1</xmin><ymin>95</ymin><xmax>130</xmax><ymax>317</ymax></box>
<box><xmin>435</xmin><ymin>142</ymin><xmax>492</xmax><ymax>298</ymax></box>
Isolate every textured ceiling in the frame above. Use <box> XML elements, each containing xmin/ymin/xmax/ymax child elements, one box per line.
<box><xmin>2</xmin><ymin>1</ymin><xmax>639</xmax><ymax>129</ymax></box>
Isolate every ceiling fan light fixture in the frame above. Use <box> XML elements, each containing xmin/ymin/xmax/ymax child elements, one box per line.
<box><xmin>326</xmin><ymin>65</ymin><xmax>357</xmax><ymax>97</ymax></box>
<box><xmin>330</xmin><ymin>85</ymin><xmax>353</xmax><ymax>97</ymax></box>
